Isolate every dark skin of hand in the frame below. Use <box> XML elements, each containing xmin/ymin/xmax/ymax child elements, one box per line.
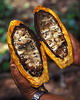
<box><xmin>10</xmin><ymin>33</ymin><xmax>80</xmax><ymax>100</ymax></box>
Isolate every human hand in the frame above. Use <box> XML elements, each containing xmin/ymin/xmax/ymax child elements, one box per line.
<box><xmin>10</xmin><ymin>60</ymin><xmax>37</xmax><ymax>100</ymax></box>
<box><xmin>10</xmin><ymin>59</ymin><xmax>72</xmax><ymax>100</ymax></box>
<box><xmin>69</xmin><ymin>33</ymin><xmax>80</xmax><ymax>65</ymax></box>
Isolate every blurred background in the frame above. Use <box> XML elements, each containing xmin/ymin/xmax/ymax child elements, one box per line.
<box><xmin>0</xmin><ymin>0</ymin><xmax>80</xmax><ymax>100</ymax></box>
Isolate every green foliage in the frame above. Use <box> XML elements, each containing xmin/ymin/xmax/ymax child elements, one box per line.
<box><xmin>30</xmin><ymin>24</ymin><xmax>36</xmax><ymax>33</ymax></box>
<box><xmin>1</xmin><ymin>34</ymin><xmax>7</xmax><ymax>43</ymax></box>
<box><xmin>0</xmin><ymin>28</ymin><xmax>5</xmax><ymax>35</ymax></box>
<box><xmin>0</xmin><ymin>0</ymin><xmax>13</xmax><ymax>43</ymax></box>
<box><xmin>60</xmin><ymin>3</ymin><xmax>80</xmax><ymax>40</ymax></box>
<box><xmin>0</xmin><ymin>0</ymin><xmax>13</xmax><ymax>73</ymax></box>
<box><xmin>0</xmin><ymin>52</ymin><xmax>10</xmax><ymax>73</ymax></box>
<box><xmin>0</xmin><ymin>61</ymin><xmax>10</xmax><ymax>73</ymax></box>
<box><xmin>0</xmin><ymin>0</ymin><xmax>13</xmax><ymax>18</ymax></box>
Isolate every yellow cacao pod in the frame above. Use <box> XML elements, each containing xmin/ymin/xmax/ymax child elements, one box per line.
<box><xmin>34</xmin><ymin>5</ymin><xmax>73</xmax><ymax>69</ymax></box>
<box><xmin>7</xmin><ymin>20</ymin><xmax>49</xmax><ymax>88</ymax></box>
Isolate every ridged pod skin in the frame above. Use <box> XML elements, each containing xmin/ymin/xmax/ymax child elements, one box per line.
<box><xmin>7</xmin><ymin>20</ymin><xmax>49</xmax><ymax>88</ymax></box>
<box><xmin>34</xmin><ymin>5</ymin><xmax>73</xmax><ymax>69</ymax></box>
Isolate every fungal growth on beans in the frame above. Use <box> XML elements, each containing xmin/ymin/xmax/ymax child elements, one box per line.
<box><xmin>35</xmin><ymin>10</ymin><xmax>68</xmax><ymax>59</ymax></box>
<box><xmin>12</xmin><ymin>25</ymin><xmax>43</xmax><ymax>77</ymax></box>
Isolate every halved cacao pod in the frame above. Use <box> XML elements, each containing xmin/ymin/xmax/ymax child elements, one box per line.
<box><xmin>34</xmin><ymin>5</ymin><xmax>73</xmax><ymax>69</ymax></box>
<box><xmin>7</xmin><ymin>20</ymin><xmax>49</xmax><ymax>88</ymax></box>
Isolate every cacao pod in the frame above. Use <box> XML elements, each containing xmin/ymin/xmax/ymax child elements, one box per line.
<box><xmin>7</xmin><ymin>20</ymin><xmax>49</xmax><ymax>88</ymax></box>
<box><xmin>34</xmin><ymin>5</ymin><xmax>73</xmax><ymax>69</ymax></box>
